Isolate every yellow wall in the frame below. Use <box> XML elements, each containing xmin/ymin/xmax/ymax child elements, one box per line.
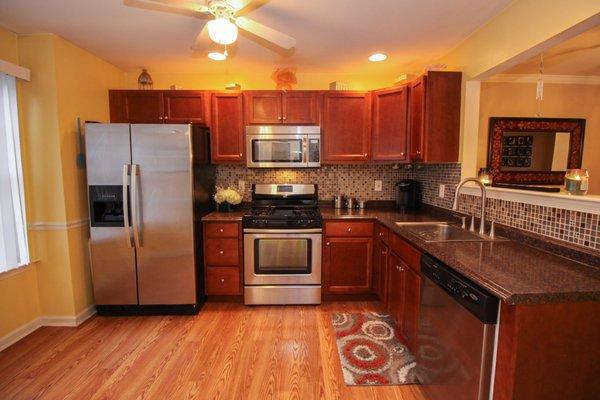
<box><xmin>0</xmin><ymin>28</ymin><xmax>123</xmax><ymax>339</ymax></box>
<box><xmin>478</xmin><ymin>81</ymin><xmax>600</xmax><ymax>194</ymax></box>
<box><xmin>121</xmin><ymin>71</ymin><xmax>392</xmax><ymax>91</ymax></box>
<box><xmin>436</xmin><ymin>0</ymin><xmax>600</xmax><ymax>178</ymax></box>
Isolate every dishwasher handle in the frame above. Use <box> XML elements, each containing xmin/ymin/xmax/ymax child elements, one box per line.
<box><xmin>421</xmin><ymin>255</ymin><xmax>499</xmax><ymax>324</ymax></box>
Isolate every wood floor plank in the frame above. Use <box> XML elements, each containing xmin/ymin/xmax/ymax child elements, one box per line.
<box><xmin>0</xmin><ymin>301</ymin><xmax>425</xmax><ymax>400</ymax></box>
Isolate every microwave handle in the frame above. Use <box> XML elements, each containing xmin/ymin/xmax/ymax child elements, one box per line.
<box><xmin>303</xmin><ymin>137</ymin><xmax>308</xmax><ymax>164</ymax></box>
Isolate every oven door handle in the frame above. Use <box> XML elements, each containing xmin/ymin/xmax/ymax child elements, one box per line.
<box><xmin>243</xmin><ymin>228</ymin><xmax>322</xmax><ymax>234</ymax></box>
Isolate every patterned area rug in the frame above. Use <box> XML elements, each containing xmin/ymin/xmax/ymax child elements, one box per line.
<box><xmin>331</xmin><ymin>312</ymin><xmax>418</xmax><ymax>386</ymax></box>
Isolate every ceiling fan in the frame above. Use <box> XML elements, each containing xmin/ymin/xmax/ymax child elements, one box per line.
<box><xmin>125</xmin><ymin>0</ymin><xmax>296</xmax><ymax>59</ymax></box>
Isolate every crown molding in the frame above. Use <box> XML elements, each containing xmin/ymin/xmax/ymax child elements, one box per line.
<box><xmin>485</xmin><ymin>74</ymin><xmax>600</xmax><ymax>85</ymax></box>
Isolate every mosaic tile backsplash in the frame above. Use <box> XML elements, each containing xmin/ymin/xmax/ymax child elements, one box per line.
<box><xmin>216</xmin><ymin>164</ymin><xmax>402</xmax><ymax>201</ymax></box>
<box><xmin>215</xmin><ymin>163</ymin><xmax>599</xmax><ymax>251</ymax></box>
<box><xmin>393</xmin><ymin>163</ymin><xmax>599</xmax><ymax>251</ymax></box>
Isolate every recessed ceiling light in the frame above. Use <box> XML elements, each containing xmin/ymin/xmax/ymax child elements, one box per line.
<box><xmin>369</xmin><ymin>53</ymin><xmax>387</xmax><ymax>62</ymax></box>
<box><xmin>208</xmin><ymin>51</ymin><xmax>227</xmax><ymax>61</ymax></box>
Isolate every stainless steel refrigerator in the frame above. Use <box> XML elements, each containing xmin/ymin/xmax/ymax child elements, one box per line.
<box><xmin>85</xmin><ymin>123</ymin><xmax>214</xmax><ymax>314</ymax></box>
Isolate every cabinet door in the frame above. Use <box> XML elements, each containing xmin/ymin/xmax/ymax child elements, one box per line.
<box><xmin>372</xmin><ymin>86</ymin><xmax>408</xmax><ymax>162</ymax></box>
<box><xmin>322</xmin><ymin>92</ymin><xmax>372</xmax><ymax>162</ymax></box>
<box><xmin>211</xmin><ymin>92</ymin><xmax>245</xmax><ymax>163</ymax></box>
<box><xmin>283</xmin><ymin>91</ymin><xmax>319</xmax><ymax>124</ymax></box>
<box><xmin>408</xmin><ymin>76</ymin><xmax>426</xmax><ymax>161</ymax></box>
<box><xmin>163</xmin><ymin>90</ymin><xmax>207</xmax><ymax>124</ymax></box>
<box><xmin>113</xmin><ymin>91</ymin><xmax>163</xmax><ymax>123</ymax></box>
<box><xmin>244</xmin><ymin>91</ymin><xmax>282</xmax><ymax>124</ymax></box>
<box><xmin>387</xmin><ymin>252</ymin><xmax>404</xmax><ymax>326</ymax></box>
<box><xmin>323</xmin><ymin>237</ymin><xmax>372</xmax><ymax>294</ymax></box>
<box><xmin>378</xmin><ymin>243</ymin><xmax>389</xmax><ymax>305</ymax></box>
<box><xmin>401</xmin><ymin>265</ymin><xmax>421</xmax><ymax>352</ymax></box>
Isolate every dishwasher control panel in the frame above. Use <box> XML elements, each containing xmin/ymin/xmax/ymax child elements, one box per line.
<box><xmin>421</xmin><ymin>255</ymin><xmax>499</xmax><ymax>324</ymax></box>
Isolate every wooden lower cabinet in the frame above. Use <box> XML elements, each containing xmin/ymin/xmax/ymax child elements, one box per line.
<box><xmin>323</xmin><ymin>221</ymin><xmax>374</xmax><ymax>294</ymax></box>
<box><xmin>386</xmin><ymin>232</ymin><xmax>422</xmax><ymax>353</ymax></box>
<box><xmin>372</xmin><ymin>239</ymin><xmax>389</xmax><ymax>304</ymax></box>
<box><xmin>203</xmin><ymin>221</ymin><xmax>242</xmax><ymax>295</ymax></box>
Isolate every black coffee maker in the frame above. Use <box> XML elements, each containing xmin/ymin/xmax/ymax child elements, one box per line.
<box><xmin>396</xmin><ymin>179</ymin><xmax>420</xmax><ymax>210</ymax></box>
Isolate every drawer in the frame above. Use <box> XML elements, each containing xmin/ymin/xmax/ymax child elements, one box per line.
<box><xmin>205</xmin><ymin>222</ymin><xmax>239</xmax><ymax>238</ymax></box>
<box><xmin>206</xmin><ymin>267</ymin><xmax>240</xmax><ymax>295</ymax></box>
<box><xmin>205</xmin><ymin>238</ymin><xmax>239</xmax><ymax>266</ymax></box>
<box><xmin>325</xmin><ymin>221</ymin><xmax>374</xmax><ymax>237</ymax></box>
<box><xmin>375</xmin><ymin>223</ymin><xmax>389</xmax><ymax>243</ymax></box>
<box><xmin>390</xmin><ymin>233</ymin><xmax>421</xmax><ymax>272</ymax></box>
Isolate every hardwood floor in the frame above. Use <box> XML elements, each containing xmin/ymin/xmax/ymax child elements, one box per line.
<box><xmin>0</xmin><ymin>301</ymin><xmax>425</xmax><ymax>400</ymax></box>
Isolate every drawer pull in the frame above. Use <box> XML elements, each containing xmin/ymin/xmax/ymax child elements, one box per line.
<box><xmin>220</xmin><ymin>278</ymin><xmax>225</xmax><ymax>283</ymax></box>
<box><xmin>379</xmin><ymin>232</ymin><xmax>384</xmax><ymax>236</ymax></box>
<box><xmin>347</xmin><ymin>228</ymin><xmax>352</xmax><ymax>232</ymax></box>
<box><xmin>219</xmin><ymin>228</ymin><xmax>224</xmax><ymax>233</ymax></box>
<box><xmin>326</xmin><ymin>242</ymin><xmax>330</xmax><ymax>246</ymax></box>
<box><xmin>219</xmin><ymin>250</ymin><xmax>224</xmax><ymax>255</ymax></box>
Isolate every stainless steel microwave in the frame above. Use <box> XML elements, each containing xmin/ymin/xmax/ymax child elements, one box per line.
<box><xmin>246</xmin><ymin>125</ymin><xmax>321</xmax><ymax>168</ymax></box>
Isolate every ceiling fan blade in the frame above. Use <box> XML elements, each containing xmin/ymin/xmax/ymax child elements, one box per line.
<box><xmin>235</xmin><ymin>17</ymin><xmax>296</xmax><ymax>49</ymax></box>
<box><xmin>227</xmin><ymin>0</ymin><xmax>252</xmax><ymax>10</ymax></box>
<box><xmin>123</xmin><ymin>0</ymin><xmax>210</xmax><ymax>17</ymax></box>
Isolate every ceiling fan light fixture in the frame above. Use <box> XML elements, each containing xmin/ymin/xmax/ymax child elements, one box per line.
<box><xmin>208</xmin><ymin>51</ymin><xmax>227</xmax><ymax>61</ymax></box>
<box><xmin>369</xmin><ymin>53</ymin><xmax>387</xmax><ymax>62</ymax></box>
<box><xmin>207</xmin><ymin>17</ymin><xmax>238</xmax><ymax>45</ymax></box>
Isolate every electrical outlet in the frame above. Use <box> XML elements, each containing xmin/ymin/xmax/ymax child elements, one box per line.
<box><xmin>374</xmin><ymin>180</ymin><xmax>383</xmax><ymax>192</ymax></box>
<box><xmin>438</xmin><ymin>184</ymin><xmax>445</xmax><ymax>198</ymax></box>
<box><xmin>238</xmin><ymin>180</ymin><xmax>246</xmax><ymax>193</ymax></box>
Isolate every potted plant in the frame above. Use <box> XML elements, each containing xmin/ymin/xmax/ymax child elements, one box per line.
<box><xmin>214</xmin><ymin>186</ymin><xmax>243</xmax><ymax>212</ymax></box>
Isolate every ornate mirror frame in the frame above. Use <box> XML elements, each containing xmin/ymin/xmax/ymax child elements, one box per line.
<box><xmin>487</xmin><ymin>117</ymin><xmax>586</xmax><ymax>185</ymax></box>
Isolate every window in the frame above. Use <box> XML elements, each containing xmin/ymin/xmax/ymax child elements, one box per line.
<box><xmin>0</xmin><ymin>73</ymin><xmax>29</xmax><ymax>272</ymax></box>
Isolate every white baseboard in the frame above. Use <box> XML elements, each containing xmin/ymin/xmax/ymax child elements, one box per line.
<box><xmin>0</xmin><ymin>305</ymin><xmax>97</xmax><ymax>352</ymax></box>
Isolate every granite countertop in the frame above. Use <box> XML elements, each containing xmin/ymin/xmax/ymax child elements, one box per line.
<box><xmin>202</xmin><ymin>206</ymin><xmax>600</xmax><ymax>305</ymax></box>
<box><xmin>323</xmin><ymin>207</ymin><xmax>600</xmax><ymax>305</ymax></box>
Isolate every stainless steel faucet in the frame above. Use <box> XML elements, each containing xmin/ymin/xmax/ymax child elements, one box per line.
<box><xmin>453</xmin><ymin>178</ymin><xmax>486</xmax><ymax>236</ymax></box>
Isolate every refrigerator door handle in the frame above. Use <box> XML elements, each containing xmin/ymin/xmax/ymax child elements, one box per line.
<box><xmin>122</xmin><ymin>164</ymin><xmax>133</xmax><ymax>248</ymax></box>
<box><xmin>131</xmin><ymin>163</ymin><xmax>143</xmax><ymax>247</ymax></box>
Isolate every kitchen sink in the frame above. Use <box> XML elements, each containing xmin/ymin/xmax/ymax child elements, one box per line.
<box><xmin>395</xmin><ymin>222</ymin><xmax>505</xmax><ymax>242</ymax></box>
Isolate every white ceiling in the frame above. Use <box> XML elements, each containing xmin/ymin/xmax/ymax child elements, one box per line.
<box><xmin>0</xmin><ymin>0</ymin><xmax>513</xmax><ymax>76</ymax></box>
<box><xmin>503</xmin><ymin>25</ymin><xmax>600</xmax><ymax>76</ymax></box>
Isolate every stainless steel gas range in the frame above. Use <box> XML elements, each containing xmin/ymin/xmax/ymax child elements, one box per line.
<box><xmin>242</xmin><ymin>184</ymin><xmax>322</xmax><ymax>305</ymax></box>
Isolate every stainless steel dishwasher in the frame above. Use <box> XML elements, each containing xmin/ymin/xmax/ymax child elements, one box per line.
<box><xmin>417</xmin><ymin>255</ymin><xmax>499</xmax><ymax>400</ymax></box>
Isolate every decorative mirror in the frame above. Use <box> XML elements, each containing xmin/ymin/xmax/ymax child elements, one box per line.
<box><xmin>487</xmin><ymin>117</ymin><xmax>585</xmax><ymax>185</ymax></box>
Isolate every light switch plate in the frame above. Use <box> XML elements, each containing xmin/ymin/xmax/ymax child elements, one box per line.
<box><xmin>439</xmin><ymin>184</ymin><xmax>445</xmax><ymax>198</ymax></box>
<box><xmin>374</xmin><ymin>180</ymin><xmax>383</xmax><ymax>192</ymax></box>
<box><xmin>238</xmin><ymin>180</ymin><xmax>246</xmax><ymax>193</ymax></box>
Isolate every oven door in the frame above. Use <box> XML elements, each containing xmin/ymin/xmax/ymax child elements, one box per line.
<box><xmin>244</xmin><ymin>229</ymin><xmax>322</xmax><ymax>285</ymax></box>
<box><xmin>246</xmin><ymin>134</ymin><xmax>307</xmax><ymax>168</ymax></box>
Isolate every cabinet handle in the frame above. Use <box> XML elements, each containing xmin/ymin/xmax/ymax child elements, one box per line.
<box><xmin>239</xmin><ymin>153</ymin><xmax>243</xmax><ymax>157</ymax></box>
<box><xmin>400</xmin><ymin>152</ymin><xmax>405</xmax><ymax>156</ymax></box>
<box><xmin>364</xmin><ymin>153</ymin><xmax>368</xmax><ymax>157</ymax></box>
<box><xmin>326</xmin><ymin>242</ymin><xmax>330</xmax><ymax>246</ymax></box>
<box><xmin>220</xmin><ymin>278</ymin><xmax>225</xmax><ymax>283</ymax></box>
<box><xmin>219</xmin><ymin>250</ymin><xmax>224</xmax><ymax>255</ymax></box>
<box><xmin>278</xmin><ymin>116</ymin><xmax>282</xmax><ymax>120</ymax></box>
<box><xmin>164</xmin><ymin>116</ymin><xmax>168</xmax><ymax>120</ymax></box>
<box><xmin>416</xmin><ymin>150</ymin><xmax>421</xmax><ymax>155</ymax></box>
<box><xmin>283</xmin><ymin>116</ymin><xmax>287</xmax><ymax>121</ymax></box>
<box><xmin>219</xmin><ymin>228</ymin><xmax>224</xmax><ymax>233</ymax></box>
<box><xmin>379</xmin><ymin>232</ymin><xmax>384</xmax><ymax>236</ymax></box>
<box><xmin>382</xmin><ymin>250</ymin><xmax>387</xmax><ymax>255</ymax></box>
<box><xmin>347</xmin><ymin>228</ymin><xmax>352</xmax><ymax>232</ymax></box>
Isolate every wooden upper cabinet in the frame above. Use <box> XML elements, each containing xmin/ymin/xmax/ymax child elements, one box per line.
<box><xmin>282</xmin><ymin>91</ymin><xmax>319</xmax><ymax>124</ymax></box>
<box><xmin>372</xmin><ymin>86</ymin><xmax>409</xmax><ymax>162</ymax></box>
<box><xmin>110</xmin><ymin>90</ymin><xmax>163</xmax><ymax>123</ymax></box>
<box><xmin>109</xmin><ymin>90</ymin><xmax>209</xmax><ymax>125</ymax></box>
<box><xmin>408</xmin><ymin>77</ymin><xmax>426</xmax><ymax>161</ymax></box>
<box><xmin>211</xmin><ymin>92</ymin><xmax>244</xmax><ymax>163</ymax></box>
<box><xmin>244</xmin><ymin>91</ymin><xmax>282</xmax><ymax>124</ymax></box>
<box><xmin>408</xmin><ymin>71</ymin><xmax>462</xmax><ymax>162</ymax></box>
<box><xmin>163</xmin><ymin>90</ymin><xmax>207</xmax><ymax>124</ymax></box>
<box><xmin>322</xmin><ymin>91</ymin><xmax>372</xmax><ymax>163</ymax></box>
<box><xmin>244</xmin><ymin>90</ymin><xmax>320</xmax><ymax>125</ymax></box>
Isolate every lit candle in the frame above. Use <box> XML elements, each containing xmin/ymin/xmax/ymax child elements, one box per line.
<box><xmin>565</xmin><ymin>169</ymin><xmax>589</xmax><ymax>195</ymax></box>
